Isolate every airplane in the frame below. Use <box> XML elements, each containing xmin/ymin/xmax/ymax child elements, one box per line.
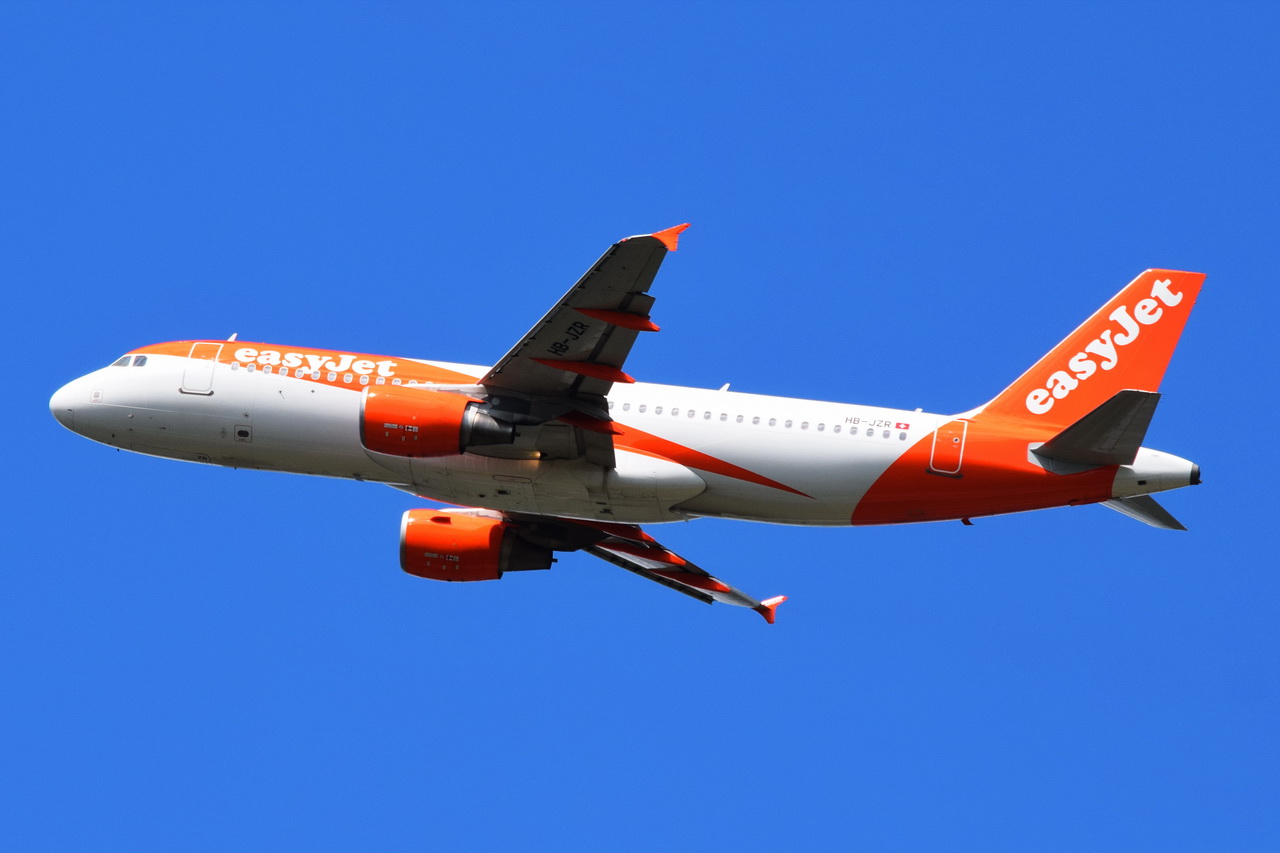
<box><xmin>49</xmin><ymin>224</ymin><xmax>1203</xmax><ymax>623</ymax></box>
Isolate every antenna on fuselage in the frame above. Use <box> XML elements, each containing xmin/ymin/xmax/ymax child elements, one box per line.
<box><xmin>227</xmin><ymin>333</ymin><xmax>238</xmax><ymax>341</ymax></box>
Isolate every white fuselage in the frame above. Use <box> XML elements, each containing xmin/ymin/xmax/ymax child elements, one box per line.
<box><xmin>50</xmin><ymin>345</ymin><xmax>1197</xmax><ymax>528</ymax></box>
<box><xmin>50</xmin><ymin>351</ymin><xmax>934</xmax><ymax>525</ymax></box>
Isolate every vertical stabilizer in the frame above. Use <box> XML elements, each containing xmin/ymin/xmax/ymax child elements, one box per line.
<box><xmin>973</xmin><ymin>270</ymin><xmax>1203</xmax><ymax>430</ymax></box>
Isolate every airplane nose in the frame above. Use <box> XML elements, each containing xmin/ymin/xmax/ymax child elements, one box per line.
<box><xmin>50</xmin><ymin>381</ymin><xmax>78</xmax><ymax>431</ymax></box>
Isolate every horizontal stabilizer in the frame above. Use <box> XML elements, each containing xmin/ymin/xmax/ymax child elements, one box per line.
<box><xmin>1102</xmin><ymin>495</ymin><xmax>1187</xmax><ymax>530</ymax></box>
<box><xmin>1035</xmin><ymin>390</ymin><xmax>1160</xmax><ymax>467</ymax></box>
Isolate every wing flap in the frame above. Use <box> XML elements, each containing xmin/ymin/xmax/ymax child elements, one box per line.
<box><xmin>585</xmin><ymin>545</ymin><xmax>715</xmax><ymax>604</ymax></box>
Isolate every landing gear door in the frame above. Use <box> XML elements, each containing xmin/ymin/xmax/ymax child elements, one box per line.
<box><xmin>929</xmin><ymin>419</ymin><xmax>967</xmax><ymax>476</ymax></box>
<box><xmin>181</xmin><ymin>342</ymin><xmax>222</xmax><ymax>395</ymax></box>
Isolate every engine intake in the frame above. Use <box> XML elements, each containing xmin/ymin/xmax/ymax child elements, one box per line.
<box><xmin>361</xmin><ymin>386</ymin><xmax>514</xmax><ymax>457</ymax></box>
<box><xmin>400</xmin><ymin>511</ymin><xmax>553</xmax><ymax>582</ymax></box>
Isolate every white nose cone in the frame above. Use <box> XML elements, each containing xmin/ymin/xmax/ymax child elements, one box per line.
<box><xmin>50</xmin><ymin>381</ymin><xmax>79</xmax><ymax>432</ymax></box>
<box><xmin>1113</xmin><ymin>447</ymin><xmax>1200</xmax><ymax>498</ymax></box>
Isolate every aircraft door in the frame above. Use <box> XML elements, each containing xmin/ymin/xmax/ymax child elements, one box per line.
<box><xmin>929</xmin><ymin>419</ymin><xmax>967</xmax><ymax>476</ymax></box>
<box><xmin>181</xmin><ymin>342</ymin><xmax>222</xmax><ymax>395</ymax></box>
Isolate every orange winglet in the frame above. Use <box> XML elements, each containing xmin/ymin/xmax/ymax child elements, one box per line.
<box><xmin>556</xmin><ymin>411</ymin><xmax>623</xmax><ymax>435</ymax></box>
<box><xmin>651</xmin><ymin>223</ymin><xmax>690</xmax><ymax>252</ymax></box>
<box><xmin>574</xmin><ymin>308</ymin><xmax>661</xmax><ymax>332</ymax></box>
<box><xmin>532</xmin><ymin>358</ymin><xmax>635</xmax><ymax>384</ymax></box>
<box><xmin>755</xmin><ymin>595</ymin><xmax>788</xmax><ymax>625</ymax></box>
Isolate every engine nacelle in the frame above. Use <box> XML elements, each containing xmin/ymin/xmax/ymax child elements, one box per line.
<box><xmin>399</xmin><ymin>510</ymin><xmax>553</xmax><ymax>582</ymax></box>
<box><xmin>361</xmin><ymin>386</ymin><xmax>514</xmax><ymax>458</ymax></box>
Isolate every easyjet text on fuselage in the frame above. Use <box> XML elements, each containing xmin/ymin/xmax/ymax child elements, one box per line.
<box><xmin>232</xmin><ymin>347</ymin><xmax>398</xmax><ymax>377</ymax></box>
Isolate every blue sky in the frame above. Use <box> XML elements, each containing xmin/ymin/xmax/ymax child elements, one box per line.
<box><xmin>5</xmin><ymin>1</ymin><xmax>1278</xmax><ymax>849</ymax></box>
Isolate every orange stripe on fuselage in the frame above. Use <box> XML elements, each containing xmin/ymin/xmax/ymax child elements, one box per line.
<box><xmin>852</xmin><ymin>418</ymin><xmax>1115</xmax><ymax>524</ymax></box>
<box><xmin>613</xmin><ymin>423</ymin><xmax>812</xmax><ymax>498</ymax></box>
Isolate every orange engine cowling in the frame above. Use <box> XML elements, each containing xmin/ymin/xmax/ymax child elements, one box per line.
<box><xmin>361</xmin><ymin>386</ymin><xmax>514</xmax><ymax>457</ymax></box>
<box><xmin>399</xmin><ymin>511</ymin><xmax>553</xmax><ymax>582</ymax></box>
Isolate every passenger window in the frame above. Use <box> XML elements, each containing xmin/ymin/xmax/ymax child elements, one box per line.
<box><xmin>133</xmin><ymin>356</ymin><xmax>147</xmax><ymax>367</ymax></box>
<box><xmin>392</xmin><ymin>378</ymin><xmax>402</xmax><ymax>385</ymax></box>
<box><xmin>882</xmin><ymin>429</ymin><xmax>890</xmax><ymax>438</ymax></box>
<box><xmin>736</xmin><ymin>415</ymin><xmax>744</xmax><ymax>423</ymax></box>
<box><xmin>671</xmin><ymin>408</ymin><xmax>679</xmax><ymax>416</ymax></box>
<box><xmin>360</xmin><ymin>375</ymin><xmax>370</xmax><ymax>385</ymax></box>
<box><xmin>768</xmin><ymin>418</ymin><xmax>777</xmax><ymax>427</ymax></box>
<box><xmin>752</xmin><ymin>416</ymin><xmax>760</xmax><ymax>425</ymax></box>
<box><xmin>833</xmin><ymin>424</ymin><xmax>841</xmax><ymax>433</ymax></box>
<box><xmin>816</xmin><ymin>423</ymin><xmax>824</xmax><ymax>432</ymax></box>
<box><xmin>801</xmin><ymin>422</ymin><xmax>809</xmax><ymax>430</ymax></box>
<box><xmin>263</xmin><ymin>365</ymin><xmax>273</xmax><ymax>374</ymax></box>
<box><xmin>899</xmin><ymin>431</ymin><xmax>907</xmax><ymax>440</ymax></box>
<box><xmin>655</xmin><ymin>406</ymin><xmax>663</xmax><ymax>415</ymax></box>
<box><xmin>784</xmin><ymin>420</ymin><xmax>792</xmax><ymax>428</ymax></box>
<box><xmin>866</xmin><ymin>428</ymin><xmax>873</xmax><ymax>437</ymax></box>
<box><xmin>343</xmin><ymin>374</ymin><xmax>353</xmax><ymax>383</ymax></box>
<box><xmin>327</xmin><ymin>372</ymin><xmax>337</xmax><ymax>381</ymax></box>
<box><xmin>719</xmin><ymin>413</ymin><xmax>727</xmax><ymax>421</ymax></box>
<box><xmin>690</xmin><ymin>410</ymin><xmax>697</xmax><ymax>418</ymax></box>
<box><xmin>639</xmin><ymin>405</ymin><xmax>647</xmax><ymax>413</ymax></box>
<box><xmin>703</xmin><ymin>411</ymin><xmax>711</xmax><ymax>419</ymax></box>
<box><xmin>376</xmin><ymin>377</ymin><xmax>386</xmax><ymax>385</ymax></box>
<box><xmin>247</xmin><ymin>363</ymin><xmax>256</xmax><ymax>372</ymax></box>
<box><xmin>623</xmin><ymin>403</ymin><xmax>631</xmax><ymax>411</ymax></box>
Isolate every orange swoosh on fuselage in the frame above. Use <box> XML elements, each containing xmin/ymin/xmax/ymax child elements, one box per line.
<box><xmin>613</xmin><ymin>423</ymin><xmax>812</xmax><ymax>498</ymax></box>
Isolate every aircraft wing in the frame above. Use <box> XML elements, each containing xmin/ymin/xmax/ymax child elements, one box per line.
<box><xmin>419</xmin><ymin>505</ymin><xmax>787</xmax><ymax>623</ymax></box>
<box><xmin>479</xmin><ymin>224</ymin><xmax>687</xmax><ymax>417</ymax></box>
<box><xmin>582</xmin><ymin>524</ymin><xmax>787</xmax><ymax>624</ymax></box>
<box><xmin>586</xmin><ymin>527</ymin><xmax>783</xmax><ymax>622</ymax></box>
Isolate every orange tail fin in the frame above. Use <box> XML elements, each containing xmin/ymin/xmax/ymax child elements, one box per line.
<box><xmin>974</xmin><ymin>269</ymin><xmax>1204</xmax><ymax>431</ymax></box>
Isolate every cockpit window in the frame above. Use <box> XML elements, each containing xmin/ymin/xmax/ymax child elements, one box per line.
<box><xmin>111</xmin><ymin>356</ymin><xmax>132</xmax><ymax>367</ymax></box>
<box><xmin>133</xmin><ymin>356</ymin><xmax>147</xmax><ymax>367</ymax></box>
